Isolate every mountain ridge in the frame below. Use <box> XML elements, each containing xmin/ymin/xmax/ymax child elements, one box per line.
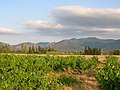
<box><xmin>1</xmin><ymin>37</ymin><xmax>120</xmax><ymax>51</ymax></box>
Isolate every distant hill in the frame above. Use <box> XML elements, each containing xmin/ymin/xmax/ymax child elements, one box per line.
<box><xmin>50</xmin><ymin>38</ymin><xmax>84</xmax><ymax>51</ymax></box>
<box><xmin>50</xmin><ymin>37</ymin><xmax>120</xmax><ymax>51</ymax></box>
<box><xmin>12</xmin><ymin>42</ymin><xmax>36</xmax><ymax>50</ymax></box>
<box><xmin>36</xmin><ymin>42</ymin><xmax>49</xmax><ymax>47</ymax></box>
<box><xmin>2</xmin><ymin>37</ymin><xmax>120</xmax><ymax>52</ymax></box>
<box><xmin>11</xmin><ymin>42</ymin><xmax>49</xmax><ymax>51</ymax></box>
<box><xmin>0</xmin><ymin>42</ymin><xmax>9</xmax><ymax>45</ymax></box>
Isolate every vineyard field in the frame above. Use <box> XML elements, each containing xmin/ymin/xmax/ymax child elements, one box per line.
<box><xmin>0</xmin><ymin>54</ymin><xmax>120</xmax><ymax>90</ymax></box>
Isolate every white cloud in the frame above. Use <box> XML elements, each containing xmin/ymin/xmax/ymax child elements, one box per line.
<box><xmin>52</xmin><ymin>6</ymin><xmax>120</xmax><ymax>28</ymax></box>
<box><xmin>0</xmin><ymin>27</ymin><xmax>17</xmax><ymax>34</ymax></box>
<box><xmin>23</xmin><ymin>6</ymin><xmax>120</xmax><ymax>38</ymax></box>
<box><xmin>23</xmin><ymin>20</ymin><xmax>63</xmax><ymax>30</ymax></box>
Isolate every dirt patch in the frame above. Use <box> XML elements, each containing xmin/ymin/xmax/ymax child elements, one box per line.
<box><xmin>73</xmin><ymin>75</ymin><xmax>100</xmax><ymax>90</ymax></box>
<box><xmin>59</xmin><ymin>67</ymin><xmax>101</xmax><ymax>90</ymax></box>
<box><xmin>63</xmin><ymin>87</ymin><xmax>73</xmax><ymax>90</ymax></box>
<box><xmin>62</xmin><ymin>74</ymin><xmax>100</xmax><ymax>90</ymax></box>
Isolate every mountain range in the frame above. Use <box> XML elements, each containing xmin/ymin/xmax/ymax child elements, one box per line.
<box><xmin>1</xmin><ymin>37</ymin><xmax>120</xmax><ymax>51</ymax></box>
<box><xmin>50</xmin><ymin>37</ymin><xmax>120</xmax><ymax>51</ymax></box>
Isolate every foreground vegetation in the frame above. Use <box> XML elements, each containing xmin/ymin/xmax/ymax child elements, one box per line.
<box><xmin>95</xmin><ymin>56</ymin><xmax>120</xmax><ymax>90</ymax></box>
<box><xmin>0</xmin><ymin>54</ymin><xmax>120</xmax><ymax>90</ymax></box>
<box><xmin>0</xmin><ymin>54</ymin><xmax>98</xmax><ymax>90</ymax></box>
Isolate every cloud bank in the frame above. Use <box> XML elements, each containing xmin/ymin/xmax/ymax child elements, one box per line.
<box><xmin>24</xmin><ymin>6</ymin><xmax>120</xmax><ymax>38</ymax></box>
<box><xmin>0</xmin><ymin>27</ymin><xmax>17</xmax><ymax>35</ymax></box>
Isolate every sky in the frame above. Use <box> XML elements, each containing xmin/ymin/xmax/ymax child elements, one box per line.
<box><xmin>0</xmin><ymin>0</ymin><xmax>120</xmax><ymax>44</ymax></box>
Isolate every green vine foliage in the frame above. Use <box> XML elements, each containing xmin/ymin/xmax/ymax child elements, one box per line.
<box><xmin>0</xmin><ymin>54</ymin><xmax>98</xmax><ymax>90</ymax></box>
<box><xmin>95</xmin><ymin>56</ymin><xmax>120</xmax><ymax>90</ymax></box>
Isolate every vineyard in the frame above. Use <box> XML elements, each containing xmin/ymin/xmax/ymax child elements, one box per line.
<box><xmin>0</xmin><ymin>54</ymin><xmax>120</xmax><ymax>90</ymax></box>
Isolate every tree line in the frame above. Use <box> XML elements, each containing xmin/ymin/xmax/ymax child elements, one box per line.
<box><xmin>0</xmin><ymin>43</ymin><xmax>55</xmax><ymax>54</ymax></box>
<box><xmin>0</xmin><ymin>44</ymin><xmax>120</xmax><ymax>55</ymax></box>
<box><xmin>0</xmin><ymin>43</ymin><xmax>11</xmax><ymax>53</ymax></box>
<box><xmin>83</xmin><ymin>46</ymin><xmax>102</xmax><ymax>55</ymax></box>
<box><xmin>16</xmin><ymin>44</ymin><xmax>56</xmax><ymax>54</ymax></box>
<box><xmin>108</xmin><ymin>50</ymin><xmax>120</xmax><ymax>55</ymax></box>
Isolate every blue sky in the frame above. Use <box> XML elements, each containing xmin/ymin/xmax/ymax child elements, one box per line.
<box><xmin>0</xmin><ymin>0</ymin><xmax>120</xmax><ymax>44</ymax></box>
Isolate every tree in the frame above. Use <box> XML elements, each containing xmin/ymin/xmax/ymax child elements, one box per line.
<box><xmin>31</xmin><ymin>45</ymin><xmax>35</xmax><ymax>53</ymax></box>
<box><xmin>41</xmin><ymin>48</ymin><xmax>47</xmax><ymax>54</ymax></box>
<box><xmin>109</xmin><ymin>50</ymin><xmax>120</xmax><ymax>55</ymax></box>
<box><xmin>84</xmin><ymin>46</ymin><xmax>101</xmax><ymax>55</ymax></box>
<box><xmin>47</xmin><ymin>45</ymin><xmax>56</xmax><ymax>52</ymax></box>
<box><xmin>20</xmin><ymin>44</ymin><xmax>27</xmax><ymax>53</ymax></box>
<box><xmin>38</xmin><ymin>46</ymin><xmax>41</xmax><ymax>53</ymax></box>
<box><xmin>28</xmin><ymin>46</ymin><xmax>32</xmax><ymax>53</ymax></box>
<box><xmin>0</xmin><ymin>44</ymin><xmax>11</xmax><ymax>53</ymax></box>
